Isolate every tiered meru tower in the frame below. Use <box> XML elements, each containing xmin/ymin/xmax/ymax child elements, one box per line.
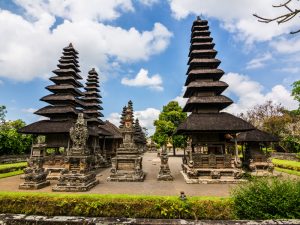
<box><xmin>176</xmin><ymin>17</ymin><xmax>254</xmax><ymax>183</ymax></box>
<box><xmin>108</xmin><ymin>101</ymin><xmax>145</xmax><ymax>182</ymax></box>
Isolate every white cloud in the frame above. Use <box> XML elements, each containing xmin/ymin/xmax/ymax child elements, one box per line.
<box><xmin>0</xmin><ymin>80</ymin><xmax>3</xmax><ymax>85</ymax></box>
<box><xmin>139</xmin><ymin>0</ymin><xmax>159</xmax><ymax>6</ymax></box>
<box><xmin>168</xmin><ymin>0</ymin><xmax>299</xmax><ymax>44</ymax></box>
<box><xmin>221</xmin><ymin>72</ymin><xmax>298</xmax><ymax>114</ymax></box>
<box><xmin>21</xmin><ymin>108</ymin><xmax>37</xmax><ymax>113</ymax></box>
<box><xmin>173</xmin><ymin>86</ymin><xmax>187</xmax><ymax>108</ymax></box>
<box><xmin>13</xmin><ymin>0</ymin><xmax>134</xmax><ymax>22</ymax></box>
<box><xmin>271</xmin><ymin>37</ymin><xmax>300</xmax><ymax>54</ymax></box>
<box><xmin>246</xmin><ymin>52</ymin><xmax>272</xmax><ymax>69</ymax></box>
<box><xmin>0</xmin><ymin>3</ymin><xmax>172</xmax><ymax>81</ymax></box>
<box><xmin>106</xmin><ymin>107</ymin><xmax>160</xmax><ymax>135</ymax></box>
<box><xmin>121</xmin><ymin>68</ymin><xmax>163</xmax><ymax>91</ymax></box>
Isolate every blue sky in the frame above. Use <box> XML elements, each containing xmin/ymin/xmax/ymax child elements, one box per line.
<box><xmin>0</xmin><ymin>0</ymin><xmax>300</xmax><ymax>134</ymax></box>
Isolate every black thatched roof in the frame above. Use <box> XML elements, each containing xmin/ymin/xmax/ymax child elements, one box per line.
<box><xmin>237</xmin><ymin>129</ymin><xmax>279</xmax><ymax>143</ymax></box>
<box><xmin>19</xmin><ymin>119</ymin><xmax>104</xmax><ymax>136</ymax></box>
<box><xmin>176</xmin><ymin>112</ymin><xmax>254</xmax><ymax>134</ymax></box>
<box><xmin>101</xmin><ymin>121</ymin><xmax>122</xmax><ymax>139</ymax></box>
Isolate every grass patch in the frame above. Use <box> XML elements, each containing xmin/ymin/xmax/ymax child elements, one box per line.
<box><xmin>0</xmin><ymin>170</ymin><xmax>24</xmax><ymax>179</ymax></box>
<box><xmin>0</xmin><ymin>192</ymin><xmax>234</xmax><ymax>220</ymax></box>
<box><xmin>275</xmin><ymin>167</ymin><xmax>300</xmax><ymax>176</ymax></box>
<box><xmin>272</xmin><ymin>159</ymin><xmax>300</xmax><ymax>171</ymax></box>
<box><xmin>232</xmin><ymin>177</ymin><xmax>300</xmax><ymax>219</ymax></box>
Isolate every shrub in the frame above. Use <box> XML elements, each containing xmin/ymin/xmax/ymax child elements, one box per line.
<box><xmin>272</xmin><ymin>159</ymin><xmax>300</xmax><ymax>171</ymax></box>
<box><xmin>231</xmin><ymin>178</ymin><xmax>300</xmax><ymax>219</ymax></box>
<box><xmin>0</xmin><ymin>193</ymin><xmax>234</xmax><ymax>220</ymax></box>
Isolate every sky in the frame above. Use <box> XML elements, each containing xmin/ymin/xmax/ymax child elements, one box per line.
<box><xmin>0</xmin><ymin>0</ymin><xmax>300</xmax><ymax>135</ymax></box>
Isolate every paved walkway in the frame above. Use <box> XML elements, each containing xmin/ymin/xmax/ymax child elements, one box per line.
<box><xmin>0</xmin><ymin>152</ymin><xmax>234</xmax><ymax>196</ymax></box>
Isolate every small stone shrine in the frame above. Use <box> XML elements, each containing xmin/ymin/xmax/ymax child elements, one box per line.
<box><xmin>19</xmin><ymin>136</ymin><xmax>50</xmax><ymax>189</ymax></box>
<box><xmin>176</xmin><ymin>17</ymin><xmax>254</xmax><ymax>183</ymax></box>
<box><xmin>157</xmin><ymin>146</ymin><xmax>173</xmax><ymax>181</ymax></box>
<box><xmin>52</xmin><ymin>113</ymin><xmax>99</xmax><ymax>191</ymax></box>
<box><xmin>108</xmin><ymin>101</ymin><xmax>145</xmax><ymax>182</ymax></box>
<box><xmin>237</xmin><ymin>129</ymin><xmax>278</xmax><ymax>176</ymax></box>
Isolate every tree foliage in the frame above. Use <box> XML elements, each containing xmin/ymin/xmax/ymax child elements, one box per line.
<box><xmin>239</xmin><ymin>100</ymin><xmax>300</xmax><ymax>152</ymax></box>
<box><xmin>0</xmin><ymin>105</ymin><xmax>6</xmax><ymax>123</ymax></box>
<box><xmin>153</xmin><ymin>101</ymin><xmax>187</xmax><ymax>154</ymax></box>
<box><xmin>0</xmin><ymin>109</ymin><xmax>32</xmax><ymax>155</ymax></box>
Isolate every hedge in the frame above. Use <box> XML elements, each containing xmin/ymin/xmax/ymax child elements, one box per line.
<box><xmin>0</xmin><ymin>192</ymin><xmax>234</xmax><ymax>220</ymax></box>
<box><xmin>272</xmin><ymin>159</ymin><xmax>300</xmax><ymax>172</ymax></box>
<box><xmin>275</xmin><ymin>167</ymin><xmax>300</xmax><ymax>177</ymax></box>
<box><xmin>0</xmin><ymin>162</ymin><xmax>27</xmax><ymax>174</ymax></box>
<box><xmin>0</xmin><ymin>169</ymin><xmax>24</xmax><ymax>179</ymax></box>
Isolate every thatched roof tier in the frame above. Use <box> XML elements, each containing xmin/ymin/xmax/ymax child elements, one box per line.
<box><xmin>52</xmin><ymin>68</ymin><xmax>82</xmax><ymax>80</ymax></box>
<box><xmin>86</xmin><ymin>82</ymin><xmax>99</xmax><ymax>87</ymax></box>
<box><xmin>184</xmin><ymin>81</ymin><xmax>228</xmax><ymax>97</ymax></box>
<box><xmin>84</xmin><ymin>86</ymin><xmax>100</xmax><ymax>92</ymax></box>
<box><xmin>49</xmin><ymin>76</ymin><xmax>83</xmax><ymax>88</ymax></box>
<box><xmin>183</xmin><ymin>95</ymin><xmax>232</xmax><ymax>112</ymax></box>
<box><xmin>193</xmin><ymin>19</ymin><xmax>208</xmax><ymax>26</ymax></box>
<box><xmin>101</xmin><ymin>121</ymin><xmax>122</xmax><ymax>139</ymax></box>
<box><xmin>46</xmin><ymin>85</ymin><xmax>83</xmax><ymax>96</ymax></box>
<box><xmin>237</xmin><ymin>129</ymin><xmax>279</xmax><ymax>143</ymax></box>
<box><xmin>59</xmin><ymin>58</ymin><xmax>79</xmax><ymax>66</ymax></box>
<box><xmin>188</xmin><ymin>58</ymin><xmax>221</xmax><ymax>67</ymax></box>
<box><xmin>191</xmin><ymin>36</ymin><xmax>213</xmax><ymax>43</ymax></box>
<box><xmin>192</xmin><ymin>30</ymin><xmax>210</xmax><ymax>38</ymax></box>
<box><xmin>40</xmin><ymin>94</ymin><xmax>85</xmax><ymax>107</ymax></box>
<box><xmin>190</xmin><ymin>42</ymin><xmax>215</xmax><ymax>50</ymax></box>
<box><xmin>84</xmin><ymin>102</ymin><xmax>102</xmax><ymax>109</ymax></box>
<box><xmin>57</xmin><ymin>63</ymin><xmax>80</xmax><ymax>72</ymax></box>
<box><xmin>84</xmin><ymin>91</ymin><xmax>101</xmax><ymax>98</ymax></box>
<box><xmin>176</xmin><ymin>113</ymin><xmax>254</xmax><ymax>134</ymax></box>
<box><xmin>35</xmin><ymin>105</ymin><xmax>79</xmax><ymax>116</ymax></box>
<box><xmin>83</xmin><ymin>97</ymin><xmax>101</xmax><ymax>103</ymax></box>
<box><xmin>188</xmin><ymin>49</ymin><xmax>217</xmax><ymax>58</ymax></box>
<box><xmin>19</xmin><ymin>120</ymin><xmax>102</xmax><ymax>136</ymax></box>
<box><xmin>63</xmin><ymin>43</ymin><xmax>79</xmax><ymax>54</ymax></box>
<box><xmin>192</xmin><ymin>25</ymin><xmax>209</xmax><ymax>32</ymax></box>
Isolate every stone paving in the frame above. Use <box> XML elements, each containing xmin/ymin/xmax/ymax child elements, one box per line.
<box><xmin>0</xmin><ymin>152</ymin><xmax>234</xmax><ymax>196</ymax></box>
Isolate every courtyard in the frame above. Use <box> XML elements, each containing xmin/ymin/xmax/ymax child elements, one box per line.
<box><xmin>0</xmin><ymin>152</ymin><xmax>233</xmax><ymax>197</ymax></box>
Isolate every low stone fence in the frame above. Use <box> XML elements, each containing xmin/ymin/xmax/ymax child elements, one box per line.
<box><xmin>0</xmin><ymin>214</ymin><xmax>299</xmax><ymax>225</ymax></box>
<box><xmin>271</xmin><ymin>152</ymin><xmax>299</xmax><ymax>162</ymax></box>
<box><xmin>0</xmin><ymin>155</ymin><xmax>29</xmax><ymax>164</ymax></box>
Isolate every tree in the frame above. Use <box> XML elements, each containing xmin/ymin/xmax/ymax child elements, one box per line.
<box><xmin>0</xmin><ymin>119</ymin><xmax>32</xmax><ymax>155</ymax></box>
<box><xmin>254</xmin><ymin>0</ymin><xmax>300</xmax><ymax>34</ymax></box>
<box><xmin>153</xmin><ymin>101</ymin><xmax>187</xmax><ymax>155</ymax></box>
<box><xmin>0</xmin><ymin>105</ymin><xmax>6</xmax><ymax>123</ymax></box>
<box><xmin>292</xmin><ymin>80</ymin><xmax>300</xmax><ymax>109</ymax></box>
<box><xmin>239</xmin><ymin>100</ymin><xmax>300</xmax><ymax>152</ymax></box>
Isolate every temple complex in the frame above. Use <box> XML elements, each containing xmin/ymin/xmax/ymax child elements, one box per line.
<box><xmin>108</xmin><ymin>101</ymin><xmax>145</xmax><ymax>182</ymax></box>
<box><xmin>176</xmin><ymin>17</ymin><xmax>254</xmax><ymax>183</ymax></box>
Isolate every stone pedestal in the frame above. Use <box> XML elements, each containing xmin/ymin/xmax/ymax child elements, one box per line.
<box><xmin>107</xmin><ymin>142</ymin><xmax>145</xmax><ymax>182</ymax></box>
<box><xmin>157</xmin><ymin>148</ymin><xmax>173</xmax><ymax>181</ymax></box>
<box><xmin>19</xmin><ymin>138</ymin><xmax>50</xmax><ymax>190</ymax></box>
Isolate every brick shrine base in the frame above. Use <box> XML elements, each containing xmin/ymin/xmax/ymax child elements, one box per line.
<box><xmin>0</xmin><ymin>152</ymin><xmax>235</xmax><ymax>197</ymax></box>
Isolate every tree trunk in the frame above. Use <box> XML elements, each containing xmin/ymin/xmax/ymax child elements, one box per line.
<box><xmin>173</xmin><ymin>145</ymin><xmax>176</xmax><ymax>156</ymax></box>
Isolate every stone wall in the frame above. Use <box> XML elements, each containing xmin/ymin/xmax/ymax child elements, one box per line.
<box><xmin>0</xmin><ymin>155</ymin><xmax>29</xmax><ymax>164</ymax></box>
<box><xmin>271</xmin><ymin>152</ymin><xmax>299</xmax><ymax>162</ymax></box>
<box><xmin>0</xmin><ymin>214</ymin><xmax>299</xmax><ymax>225</ymax></box>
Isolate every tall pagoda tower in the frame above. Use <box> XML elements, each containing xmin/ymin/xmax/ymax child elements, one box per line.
<box><xmin>20</xmin><ymin>43</ymin><xmax>87</xmax><ymax>148</ymax></box>
<box><xmin>82</xmin><ymin>68</ymin><xmax>104</xmax><ymax>126</ymax></box>
<box><xmin>37</xmin><ymin>43</ymin><xmax>85</xmax><ymax>121</ymax></box>
<box><xmin>176</xmin><ymin>17</ymin><xmax>254</xmax><ymax>183</ymax></box>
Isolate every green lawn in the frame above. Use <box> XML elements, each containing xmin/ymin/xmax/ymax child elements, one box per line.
<box><xmin>272</xmin><ymin>158</ymin><xmax>300</xmax><ymax>171</ymax></box>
